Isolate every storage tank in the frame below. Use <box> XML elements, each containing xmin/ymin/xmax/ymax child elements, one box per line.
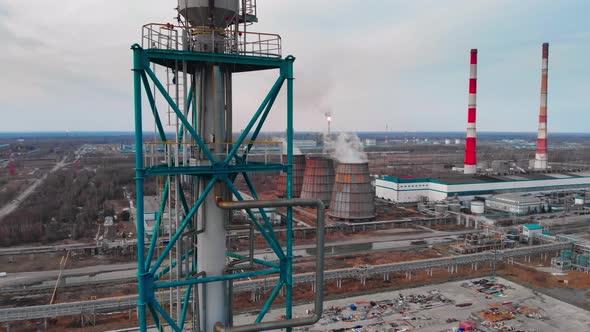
<box><xmin>417</xmin><ymin>203</ymin><xmax>428</xmax><ymax>212</ymax></box>
<box><xmin>277</xmin><ymin>154</ymin><xmax>306</xmax><ymax>198</ymax></box>
<box><xmin>178</xmin><ymin>0</ymin><xmax>239</xmax><ymax>28</ymax></box>
<box><xmin>449</xmin><ymin>203</ymin><xmax>462</xmax><ymax>213</ymax></box>
<box><xmin>178</xmin><ymin>0</ymin><xmax>240</xmax><ymax>53</ymax></box>
<box><xmin>300</xmin><ymin>156</ymin><xmax>335</xmax><ymax>206</ymax></box>
<box><xmin>329</xmin><ymin>163</ymin><xmax>375</xmax><ymax>221</ymax></box>
<box><xmin>427</xmin><ymin>201</ymin><xmax>436</xmax><ymax>209</ymax></box>
<box><xmin>434</xmin><ymin>204</ymin><xmax>449</xmax><ymax>214</ymax></box>
<box><xmin>471</xmin><ymin>201</ymin><xmax>485</xmax><ymax>214</ymax></box>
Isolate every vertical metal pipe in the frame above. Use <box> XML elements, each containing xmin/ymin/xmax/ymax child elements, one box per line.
<box><xmin>285</xmin><ymin>55</ymin><xmax>295</xmax><ymax>327</ymax></box>
<box><xmin>192</xmin><ymin>67</ymin><xmax>201</xmax><ymax>332</ymax></box>
<box><xmin>132</xmin><ymin>45</ymin><xmax>148</xmax><ymax>332</ymax></box>
<box><xmin>174</xmin><ymin>61</ymin><xmax>182</xmax><ymax>321</ymax></box>
<box><xmin>197</xmin><ymin>65</ymin><xmax>229</xmax><ymax>331</ymax></box>
<box><xmin>534</xmin><ymin>43</ymin><xmax>549</xmax><ymax>170</ymax></box>
<box><xmin>226</xmin><ymin>71</ymin><xmax>233</xmax><ymax>143</ymax></box>
<box><xmin>464</xmin><ymin>49</ymin><xmax>478</xmax><ymax>174</ymax></box>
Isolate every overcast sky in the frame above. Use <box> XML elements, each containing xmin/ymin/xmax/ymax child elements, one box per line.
<box><xmin>0</xmin><ymin>0</ymin><xmax>588</xmax><ymax>133</ymax></box>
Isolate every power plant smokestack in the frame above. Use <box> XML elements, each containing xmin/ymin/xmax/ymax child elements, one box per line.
<box><xmin>328</xmin><ymin>162</ymin><xmax>375</xmax><ymax>221</ymax></box>
<box><xmin>464</xmin><ymin>49</ymin><xmax>478</xmax><ymax>174</ymax></box>
<box><xmin>534</xmin><ymin>43</ymin><xmax>549</xmax><ymax>170</ymax></box>
<box><xmin>8</xmin><ymin>160</ymin><xmax>15</xmax><ymax>176</ymax></box>
<box><xmin>300</xmin><ymin>156</ymin><xmax>335</xmax><ymax>206</ymax></box>
<box><xmin>277</xmin><ymin>154</ymin><xmax>306</xmax><ymax>198</ymax></box>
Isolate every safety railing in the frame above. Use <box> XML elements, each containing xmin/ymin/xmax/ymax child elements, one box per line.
<box><xmin>142</xmin><ymin>24</ymin><xmax>281</xmax><ymax>58</ymax></box>
<box><xmin>237</xmin><ymin>31</ymin><xmax>282</xmax><ymax>58</ymax></box>
<box><xmin>144</xmin><ymin>141</ymin><xmax>283</xmax><ymax>168</ymax></box>
<box><xmin>141</xmin><ymin>23</ymin><xmax>179</xmax><ymax>50</ymax></box>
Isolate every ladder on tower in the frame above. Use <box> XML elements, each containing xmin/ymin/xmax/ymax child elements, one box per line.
<box><xmin>165</xmin><ymin>66</ymin><xmax>186</xmax><ymax>127</ymax></box>
<box><xmin>239</xmin><ymin>0</ymin><xmax>258</xmax><ymax>24</ymax></box>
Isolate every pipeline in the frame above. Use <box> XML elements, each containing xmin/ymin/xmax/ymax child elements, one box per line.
<box><xmin>214</xmin><ymin>198</ymin><xmax>325</xmax><ymax>332</ymax></box>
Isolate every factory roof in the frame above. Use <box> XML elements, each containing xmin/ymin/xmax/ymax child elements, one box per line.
<box><xmin>487</xmin><ymin>192</ymin><xmax>543</xmax><ymax>204</ymax></box>
<box><xmin>524</xmin><ymin>224</ymin><xmax>544</xmax><ymax>230</ymax></box>
<box><xmin>379</xmin><ymin>172</ymin><xmax>590</xmax><ymax>185</ymax></box>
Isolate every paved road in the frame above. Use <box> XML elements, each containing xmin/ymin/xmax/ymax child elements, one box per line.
<box><xmin>0</xmin><ymin>156</ymin><xmax>68</xmax><ymax>220</ymax></box>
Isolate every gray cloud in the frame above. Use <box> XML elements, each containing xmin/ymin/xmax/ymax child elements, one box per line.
<box><xmin>0</xmin><ymin>0</ymin><xmax>588</xmax><ymax>132</ymax></box>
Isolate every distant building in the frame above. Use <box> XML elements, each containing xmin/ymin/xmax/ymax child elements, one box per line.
<box><xmin>523</xmin><ymin>224</ymin><xmax>544</xmax><ymax>240</ymax></box>
<box><xmin>120</xmin><ymin>144</ymin><xmax>136</xmax><ymax>153</ymax></box>
<box><xmin>104</xmin><ymin>216</ymin><xmax>114</xmax><ymax>226</ymax></box>
<box><xmin>138</xmin><ymin>196</ymin><xmax>177</xmax><ymax>237</ymax></box>
<box><xmin>293</xmin><ymin>140</ymin><xmax>317</xmax><ymax>149</ymax></box>
<box><xmin>364</xmin><ymin>138</ymin><xmax>377</xmax><ymax>147</ymax></box>
<box><xmin>376</xmin><ymin>172</ymin><xmax>590</xmax><ymax>203</ymax></box>
<box><xmin>485</xmin><ymin>193</ymin><xmax>547</xmax><ymax>215</ymax></box>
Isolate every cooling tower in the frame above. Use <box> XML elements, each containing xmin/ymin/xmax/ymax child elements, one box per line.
<box><xmin>277</xmin><ymin>154</ymin><xmax>305</xmax><ymax>198</ymax></box>
<box><xmin>300</xmin><ymin>156</ymin><xmax>335</xmax><ymax>206</ymax></box>
<box><xmin>328</xmin><ymin>162</ymin><xmax>375</xmax><ymax>221</ymax></box>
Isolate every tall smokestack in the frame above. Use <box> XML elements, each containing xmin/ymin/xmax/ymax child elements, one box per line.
<box><xmin>8</xmin><ymin>160</ymin><xmax>15</xmax><ymax>176</ymax></box>
<box><xmin>464</xmin><ymin>49</ymin><xmax>478</xmax><ymax>174</ymax></box>
<box><xmin>534</xmin><ymin>43</ymin><xmax>549</xmax><ymax>170</ymax></box>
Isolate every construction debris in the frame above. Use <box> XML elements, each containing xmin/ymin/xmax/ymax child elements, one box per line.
<box><xmin>315</xmin><ymin>290</ymin><xmax>452</xmax><ymax>331</ymax></box>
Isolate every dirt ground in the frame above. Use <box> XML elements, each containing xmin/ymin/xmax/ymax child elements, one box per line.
<box><xmin>2</xmin><ymin>311</ymin><xmax>144</xmax><ymax>332</ymax></box>
<box><xmin>503</xmin><ymin>262</ymin><xmax>590</xmax><ymax>289</ymax></box>
<box><xmin>0</xmin><ymin>251</ymin><xmax>134</xmax><ymax>273</ymax></box>
<box><xmin>295</xmin><ymin>248</ymin><xmax>444</xmax><ymax>274</ymax></box>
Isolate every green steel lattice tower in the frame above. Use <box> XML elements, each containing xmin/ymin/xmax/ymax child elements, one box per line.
<box><xmin>131</xmin><ymin>1</ymin><xmax>324</xmax><ymax>331</ymax></box>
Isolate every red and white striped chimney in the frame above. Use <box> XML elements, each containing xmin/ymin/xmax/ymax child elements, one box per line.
<box><xmin>464</xmin><ymin>49</ymin><xmax>478</xmax><ymax>174</ymax></box>
<box><xmin>8</xmin><ymin>149</ymin><xmax>15</xmax><ymax>176</ymax></box>
<box><xmin>534</xmin><ymin>43</ymin><xmax>549</xmax><ymax>170</ymax></box>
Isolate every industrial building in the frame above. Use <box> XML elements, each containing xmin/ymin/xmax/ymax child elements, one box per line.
<box><xmin>375</xmin><ymin>172</ymin><xmax>590</xmax><ymax>203</ymax></box>
<box><xmin>485</xmin><ymin>193</ymin><xmax>548</xmax><ymax>215</ymax></box>
<box><xmin>523</xmin><ymin>223</ymin><xmax>544</xmax><ymax>240</ymax></box>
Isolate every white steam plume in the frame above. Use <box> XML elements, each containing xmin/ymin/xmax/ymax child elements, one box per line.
<box><xmin>324</xmin><ymin>133</ymin><xmax>367</xmax><ymax>163</ymax></box>
<box><xmin>275</xmin><ymin>137</ymin><xmax>302</xmax><ymax>155</ymax></box>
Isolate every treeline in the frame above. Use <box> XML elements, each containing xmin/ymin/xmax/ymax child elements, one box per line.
<box><xmin>0</xmin><ymin>159</ymin><xmax>136</xmax><ymax>246</ymax></box>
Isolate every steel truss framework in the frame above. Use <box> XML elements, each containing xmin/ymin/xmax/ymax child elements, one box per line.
<box><xmin>132</xmin><ymin>43</ymin><xmax>298</xmax><ymax>331</ymax></box>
